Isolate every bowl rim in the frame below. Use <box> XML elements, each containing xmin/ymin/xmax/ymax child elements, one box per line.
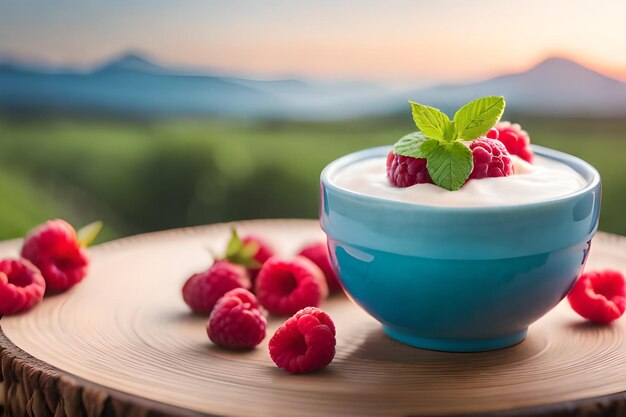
<box><xmin>320</xmin><ymin>144</ymin><xmax>601</xmax><ymax>212</ymax></box>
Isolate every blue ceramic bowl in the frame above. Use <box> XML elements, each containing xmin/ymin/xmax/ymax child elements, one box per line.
<box><xmin>320</xmin><ymin>145</ymin><xmax>601</xmax><ymax>352</ymax></box>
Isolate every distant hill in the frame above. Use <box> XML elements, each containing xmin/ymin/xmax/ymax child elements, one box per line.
<box><xmin>93</xmin><ymin>52</ymin><xmax>172</xmax><ymax>75</ymax></box>
<box><xmin>0</xmin><ymin>53</ymin><xmax>390</xmax><ymax>119</ymax></box>
<box><xmin>0</xmin><ymin>52</ymin><xmax>625</xmax><ymax>119</ymax></box>
<box><xmin>0</xmin><ymin>53</ymin><xmax>284</xmax><ymax>117</ymax></box>
<box><xmin>402</xmin><ymin>57</ymin><xmax>626</xmax><ymax>116</ymax></box>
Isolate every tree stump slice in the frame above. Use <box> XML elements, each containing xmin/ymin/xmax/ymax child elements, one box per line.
<box><xmin>2</xmin><ymin>219</ymin><xmax>626</xmax><ymax>417</ymax></box>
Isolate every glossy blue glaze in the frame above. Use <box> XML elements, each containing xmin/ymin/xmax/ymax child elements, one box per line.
<box><xmin>320</xmin><ymin>145</ymin><xmax>601</xmax><ymax>352</ymax></box>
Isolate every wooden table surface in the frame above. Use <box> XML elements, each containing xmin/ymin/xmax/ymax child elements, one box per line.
<box><xmin>1</xmin><ymin>220</ymin><xmax>626</xmax><ymax>417</ymax></box>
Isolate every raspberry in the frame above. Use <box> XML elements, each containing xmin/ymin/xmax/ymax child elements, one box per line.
<box><xmin>486</xmin><ymin>128</ymin><xmax>499</xmax><ymax>139</ymax></box>
<box><xmin>269</xmin><ymin>307</ymin><xmax>336</xmax><ymax>374</ymax></box>
<box><xmin>487</xmin><ymin>121</ymin><xmax>534</xmax><ymax>163</ymax></box>
<box><xmin>386</xmin><ymin>150</ymin><xmax>432</xmax><ymax>188</ymax></box>
<box><xmin>0</xmin><ymin>258</ymin><xmax>46</xmax><ymax>315</ymax></box>
<box><xmin>21</xmin><ymin>219</ymin><xmax>89</xmax><ymax>293</ymax></box>
<box><xmin>255</xmin><ymin>257</ymin><xmax>328</xmax><ymax>316</ymax></box>
<box><xmin>469</xmin><ymin>138</ymin><xmax>513</xmax><ymax>179</ymax></box>
<box><xmin>292</xmin><ymin>306</ymin><xmax>336</xmax><ymax>335</ymax></box>
<box><xmin>207</xmin><ymin>288</ymin><xmax>266</xmax><ymax>349</ymax></box>
<box><xmin>182</xmin><ymin>260</ymin><xmax>250</xmax><ymax>315</ymax></box>
<box><xmin>218</xmin><ymin>287</ymin><xmax>261</xmax><ymax>309</ymax></box>
<box><xmin>568</xmin><ymin>270</ymin><xmax>626</xmax><ymax>323</ymax></box>
<box><xmin>241</xmin><ymin>235</ymin><xmax>275</xmax><ymax>283</ymax></box>
<box><xmin>297</xmin><ymin>242</ymin><xmax>341</xmax><ymax>292</ymax></box>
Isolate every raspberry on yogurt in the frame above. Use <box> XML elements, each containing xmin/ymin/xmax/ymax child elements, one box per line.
<box><xmin>469</xmin><ymin>138</ymin><xmax>514</xmax><ymax>179</ymax></box>
<box><xmin>386</xmin><ymin>151</ymin><xmax>432</xmax><ymax>188</ymax></box>
<box><xmin>488</xmin><ymin>121</ymin><xmax>534</xmax><ymax>163</ymax></box>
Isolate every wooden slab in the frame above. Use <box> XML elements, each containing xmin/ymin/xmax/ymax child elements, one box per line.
<box><xmin>2</xmin><ymin>220</ymin><xmax>626</xmax><ymax>417</ymax></box>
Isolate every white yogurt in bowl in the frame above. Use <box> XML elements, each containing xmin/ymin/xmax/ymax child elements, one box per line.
<box><xmin>332</xmin><ymin>152</ymin><xmax>587</xmax><ymax>207</ymax></box>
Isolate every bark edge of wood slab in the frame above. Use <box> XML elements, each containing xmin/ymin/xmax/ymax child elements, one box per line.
<box><xmin>3</xmin><ymin>328</ymin><xmax>626</xmax><ymax>417</ymax></box>
<box><xmin>0</xmin><ymin>329</ymin><xmax>207</xmax><ymax>417</ymax></box>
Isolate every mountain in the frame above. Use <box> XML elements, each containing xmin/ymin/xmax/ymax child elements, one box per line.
<box><xmin>0</xmin><ymin>52</ymin><xmax>625</xmax><ymax>118</ymax></box>
<box><xmin>401</xmin><ymin>57</ymin><xmax>626</xmax><ymax>116</ymax></box>
<box><xmin>0</xmin><ymin>52</ymin><xmax>390</xmax><ymax>119</ymax></box>
<box><xmin>0</xmin><ymin>53</ymin><xmax>285</xmax><ymax>118</ymax></box>
<box><xmin>92</xmin><ymin>52</ymin><xmax>172</xmax><ymax>75</ymax></box>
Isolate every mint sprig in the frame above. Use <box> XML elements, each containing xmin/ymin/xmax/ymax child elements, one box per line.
<box><xmin>394</xmin><ymin>96</ymin><xmax>506</xmax><ymax>191</ymax></box>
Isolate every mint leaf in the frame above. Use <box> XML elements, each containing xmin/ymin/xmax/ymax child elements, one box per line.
<box><xmin>421</xmin><ymin>139</ymin><xmax>439</xmax><ymax>155</ymax></box>
<box><xmin>443</xmin><ymin>121</ymin><xmax>457</xmax><ymax>142</ymax></box>
<box><xmin>76</xmin><ymin>220</ymin><xmax>103</xmax><ymax>247</ymax></box>
<box><xmin>393</xmin><ymin>132</ymin><xmax>438</xmax><ymax>159</ymax></box>
<box><xmin>410</xmin><ymin>101</ymin><xmax>450</xmax><ymax>141</ymax></box>
<box><xmin>453</xmin><ymin>96</ymin><xmax>505</xmax><ymax>140</ymax></box>
<box><xmin>426</xmin><ymin>142</ymin><xmax>473</xmax><ymax>191</ymax></box>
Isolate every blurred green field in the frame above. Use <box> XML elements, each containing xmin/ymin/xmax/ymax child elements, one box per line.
<box><xmin>0</xmin><ymin>115</ymin><xmax>624</xmax><ymax>242</ymax></box>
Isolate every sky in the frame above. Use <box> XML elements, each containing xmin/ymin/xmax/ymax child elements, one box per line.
<box><xmin>1</xmin><ymin>0</ymin><xmax>625</xmax><ymax>84</ymax></box>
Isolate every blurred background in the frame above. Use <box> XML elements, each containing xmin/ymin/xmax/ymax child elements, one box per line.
<box><xmin>0</xmin><ymin>0</ymin><xmax>625</xmax><ymax>242</ymax></box>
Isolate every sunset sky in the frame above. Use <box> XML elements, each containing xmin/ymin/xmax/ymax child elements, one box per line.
<box><xmin>1</xmin><ymin>0</ymin><xmax>625</xmax><ymax>84</ymax></box>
